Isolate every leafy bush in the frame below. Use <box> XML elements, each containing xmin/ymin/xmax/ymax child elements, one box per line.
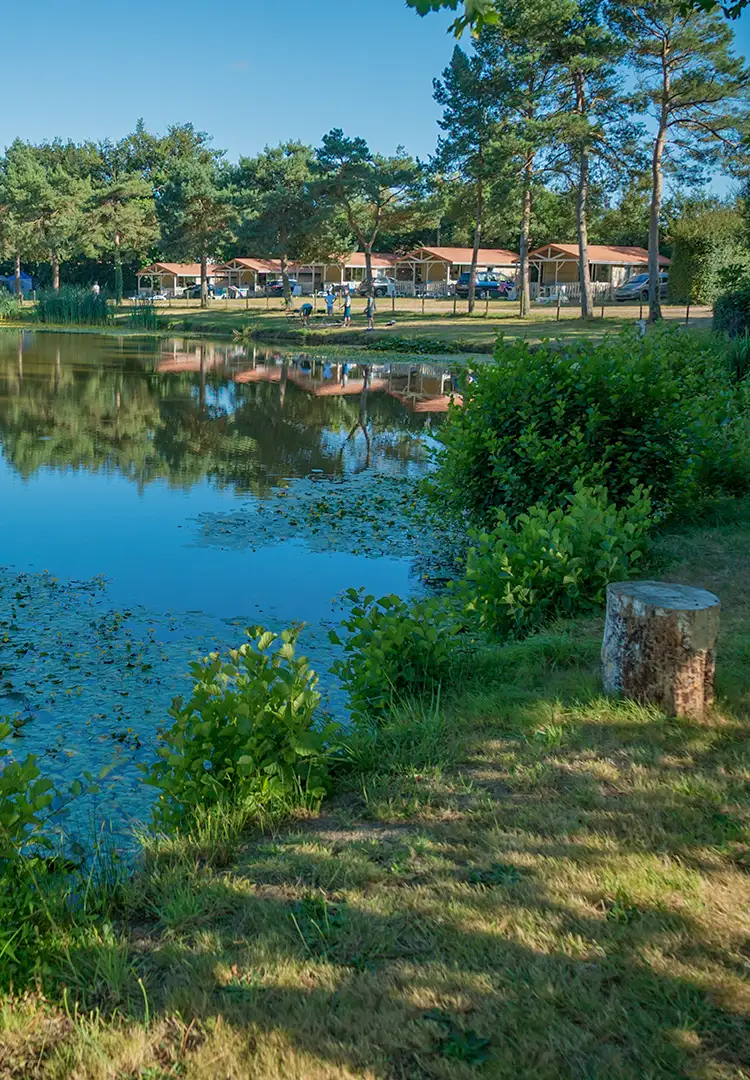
<box><xmin>128</xmin><ymin>298</ymin><xmax>159</xmax><ymax>331</ymax></box>
<box><xmin>34</xmin><ymin>286</ymin><xmax>111</xmax><ymax>326</ymax></box>
<box><xmin>727</xmin><ymin>332</ymin><xmax>750</xmax><ymax>382</ymax></box>
<box><xmin>667</xmin><ymin>206</ymin><xmax>750</xmax><ymax>304</ymax></box>
<box><xmin>0</xmin><ymin>289</ymin><xmax>22</xmax><ymax>321</ymax></box>
<box><xmin>330</xmin><ymin>589</ymin><xmax>464</xmax><ymax>721</ymax></box>
<box><xmin>142</xmin><ymin>627</ymin><xmax>337</xmax><ymax>827</ymax></box>
<box><xmin>0</xmin><ymin>720</ymin><xmax>56</xmax><ymax>860</ymax></box>
<box><xmin>460</xmin><ymin>483</ymin><xmax>654</xmax><ymax>638</ymax></box>
<box><xmin>431</xmin><ymin>329</ymin><xmax>734</xmax><ymax>524</ymax></box>
<box><xmin>714</xmin><ymin>284</ymin><xmax>750</xmax><ymax>337</ymax></box>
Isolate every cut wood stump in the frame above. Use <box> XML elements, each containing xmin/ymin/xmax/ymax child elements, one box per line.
<box><xmin>601</xmin><ymin>581</ymin><xmax>720</xmax><ymax>719</ymax></box>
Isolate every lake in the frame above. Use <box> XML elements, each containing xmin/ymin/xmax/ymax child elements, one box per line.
<box><xmin>0</xmin><ymin>331</ymin><xmax>454</xmax><ymax>843</ymax></box>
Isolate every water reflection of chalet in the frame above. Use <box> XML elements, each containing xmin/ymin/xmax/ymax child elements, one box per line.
<box><xmin>233</xmin><ymin>357</ymin><xmax>461</xmax><ymax>413</ymax></box>
<box><xmin>154</xmin><ymin>344</ymin><xmax>462</xmax><ymax>413</ymax></box>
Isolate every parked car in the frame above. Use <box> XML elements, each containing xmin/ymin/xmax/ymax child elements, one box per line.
<box><xmin>455</xmin><ymin>272</ymin><xmax>513</xmax><ymax>300</ymax></box>
<box><xmin>265</xmin><ymin>278</ymin><xmax>303</xmax><ymax>297</ymax></box>
<box><xmin>357</xmin><ymin>277</ymin><xmax>397</xmax><ymax>298</ymax></box>
<box><xmin>182</xmin><ymin>283</ymin><xmax>215</xmax><ymax>299</ymax></box>
<box><xmin>614</xmin><ymin>272</ymin><xmax>668</xmax><ymax>302</ymax></box>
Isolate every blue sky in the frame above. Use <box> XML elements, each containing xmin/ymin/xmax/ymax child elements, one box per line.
<box><xmin>3</xmin><ymin>0</ymin><xmax>749</xmax><ymax>193</ymax></box>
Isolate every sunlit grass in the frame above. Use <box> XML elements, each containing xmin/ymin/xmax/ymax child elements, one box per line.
<box><xmin>8</xmin><ymin>295</ymin><xmax>713</xmax><ymax>352</ymax></box>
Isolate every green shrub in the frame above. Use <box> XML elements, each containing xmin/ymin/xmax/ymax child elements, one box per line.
<box><xmin>727</xmin><ymin>332</ymin><xmax>750</xmax><ymax>382</ymax></box>
<box><xmin>0</xmin><ymin>721</ymin><xmax>56</xmax><ymax>860</ymax></box>
<box><xmin>667</xmin><ymin>206</ymin><xmax>750</xmax><ymax>304</ymax></box>
<box><xmin>330</xmin><ymin>590</ymin><xmax>464</xmax><ymax>721</ymax></box>
<box><xmin>431</xmin><ymin>328</ymin><xmax>732</xmax><ymax>523</ymax></box>
<box><xmin>128</xmin><ymin>298</ymin><xmax>159</xmax><ymax>331</ymax></box>
<box><xmin>141</xmin><ymin>627</ymin><xmax>337</xmax><ymax>827</ymax></box>
<box><xmin>34</xmin><ymin>286</ymin><xmax>111</xmax><ymax>326</ymax></box>
<box><xmin>460</xmin><ymin>483</ymin><xmax>654</xmax><ymax>638</ymax></box>
<box><xmin>0</xmin><ymin>289</ymin><xmax>22</xmax><ymax>321</ymax></box>
<box><xmin>714</xmin><ymin>284</ymin><xmax>750</xmax><ymax>337</ymax></box>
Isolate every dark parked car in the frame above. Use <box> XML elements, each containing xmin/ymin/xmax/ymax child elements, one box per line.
<box><xmin>455</xmin><ymin>272</ymin><xmax>513</xmax><ymax>300</ymax></box>
<box><xmin>182</xmin><ymin>283</ymin><xmax>215</xmax><ymax>299</ymax></box>
<box><xmin>614</xmin><ymin>272</ymin><xmax>668</xmax><ymax>302</ymax></box>
<box><xmin>265</xmin><ymin>278</ymin><xmax>302</xmax><ymax>297</ymax></box>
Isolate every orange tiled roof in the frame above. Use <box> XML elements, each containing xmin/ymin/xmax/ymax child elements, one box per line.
<box><xmin>138</xmin><ymin>262</ymin><xmax>220</xmax><ymax>276</ymax></box>
<box><xmin>529</xmin><ymin>244</ymin><xmax>670</xmax><ymax>266</ymax></box>
<box><xmin>402</xmin><ymin>246</ymin><xmax>519</xmax><ymax>265</ymax></box>
<box><xmin>218</xmin><ymin>257</ymin><xmax>284</xmax><ymax>273</ymax></box>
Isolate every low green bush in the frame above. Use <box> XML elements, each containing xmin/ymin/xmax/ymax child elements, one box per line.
<box><xmin>0</xmin><ymin>720</ymin><xmax>56</xmax><ymax>861</ymax></box>
<box><xmin>128</xmin><ymin>298</ymin><xmax>159</xmax><ymax>331</ymax></box>
<box><xmin>34</xmin><ymin>286</ymin><xmax>111</xmax><ymax>326</ymax></box>
<box><xmin>141</xmin><ymin>627</ymin><xmax>338</xmax><ymax>827</ymax></box>
<box><xmin>330</xmin><ymin>589</ymin><xmax>464</xmax><ymax>722</ymax></box>
<box><xmin>460</xmin><ymin>483</ymin><xmax>654</xmax><ymax>638</ymax></box>
<box><xmin>714</xmin><ymin>284</ymin><xmax>750</xmax><ymax>337</ymax></box>
<box><xmin>727</xmin><ymin>332</ymin><xmax>750</xmax><ymax>382</ymax></box>
<box><xmin>0</xmin><ymin>290</ymin><xmax>22</xmax><ymax>321</ymax></box>
<box><xmin>430</xmin><ymin>328</ymin><xmax>738</xmax><ymax>523</ymax></box>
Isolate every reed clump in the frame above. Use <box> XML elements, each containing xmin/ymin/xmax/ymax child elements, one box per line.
<box><xmin>34</xmin><ymin>286</ymin><xmax>111</xmax><ymax>326</ymax></box>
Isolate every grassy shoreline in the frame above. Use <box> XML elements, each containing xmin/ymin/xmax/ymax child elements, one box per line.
<box><xmin>0</xmin><ymin>297</ymin><xmax>713</xmax><ymax>356</ymax></box>
<box><xmin>1</xmin><ymin>505</ymin><xmax>749</xmax><ymax>1079</ymax></box>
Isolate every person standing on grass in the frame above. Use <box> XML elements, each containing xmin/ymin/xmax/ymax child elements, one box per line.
<box><xmin>91</xmin><ymin>282</ymin><xmax>100</xmax><ymax>298</ymax></box>
<box><xmin>326</xmin><ymin>286</ymin><xmax>335</xmax><ymax>317</ymax></box>
<box><xmin>343</xmin><ymin>288</ymin><xmax>352</xmax><ymax>326</ymax></box>
<box><xmin>365</xmin><ymin>294</ymin><xmax>376</xmax><ymax>330</ymax></box>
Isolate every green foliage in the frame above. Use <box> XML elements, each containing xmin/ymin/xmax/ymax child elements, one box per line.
<box><xmin>330</xmin><ymin>589</ymin><xmax>463</xmax><ymax>721</ymax></box>
<box><xmin>727</xmin><ymin>331</ymin><xmax>750</xmax><ymax>381</ymax></box>
<box><xmin>363</xmin><ymin>335</ymin><xmax>475</xmax><ymax>354</ymax></box>
<box><xmin>460</xmin><ymin>483</ymin><xmax>654</xmax><ymax>637</ymax></box>
<box><xmin>34</xmin><ymin>285</ymin><xmax>111</xmax><ymax>325</ymax></box>
<box><xmin>141</xmin><ymin>627</ymin><xmax>338</xmax><ymax>827</ymax></box>
<box><xmin>0</xmin><ymin>290</ymin><xmax>21</xmax><ymax>321</ymax></box>
<box><xmin>667</xmin><ymin>204</ymin><xmax>750</xmax><ymax>304</ymax></box>
<box><xmin>431</xmin><ymin>329</ymin><xmax>732</xmax><ymax>524</ymax></box>
<box><xmin>128</xmin><ymin>298</ymin><xmax>159</xmax><ymax>330</ymax></box>
<box><xmin>714</xmin><ymin>283</ymin><xmax>750</xmax><ymax>337</ymax></box>
<box><xmin>0</xmin><ymin>721</ymin><xmax>56</xmax><ymax>860</ymax></box>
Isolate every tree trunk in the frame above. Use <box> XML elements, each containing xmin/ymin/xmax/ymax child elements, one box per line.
<box><xmin>114</xmin><ymin>233</ymin><xmax>123</xmax><ymax>305</ymax></box>
<box><xmin>280</xmin><ymin>252</ymin><xmax>292</xmax><ymax>309</ymax></box>
<box><xmin>14</xmin><ymin>253</ymin><xmax>22</xmax><ymax>299</ymax></box>
<box><xmin>364</xmin><ymin>246</ymin><xmax>374</xmax><ymax>298</ymax></box>
<box><xmin>518</xmin><ymin>156</ymin><xmax>533</xmax><ymax>317</ymax></box>
<box><xmin>601</xmin><ymin>581</ymin><xmax>719</xmax><ymax>719</ymax></box>
<box><xmin>574</xmin><ymin>71</ymin><xmax>594</xmax><ymax>320</ymax></box>
<box><xmin>649</xmin><ymin>46</ymin><xmax>670</xmax><ymax>323</ymax></box>
<box><xmin>200</xmin><ymin>252</ymin><xmax>208</xmax><ymax>309</ymax></box>
<box><xmin>468</xmin><ymin>176</ymin><xmax>484</xmax><ymax>315</ymax></box>
<box><xmin>51</xmin><ymin>253</ymin><xmax>60</xmax><ymax>292</ymax></box>
<box><xmin>279</xmin><ymin>358</ymin><xmax>289</xmax><ymax>410</ymax></box>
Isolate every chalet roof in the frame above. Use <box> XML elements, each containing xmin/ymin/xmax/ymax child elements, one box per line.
<box><xmin>402</xmin><ymin>246</ymin><xmax>519</xmax><ymax>265</ymax></box>
<box><xmin>137</xmin><ymin>262</ymin><xmax>220</xmax><ymax>276</ymax></box>
<box><xmin>341</xmin><ymin>252</ymin><xmax>398</xmax><ymax>269</ymax></box>
<box><xmin>218</xmin><ymin>257</ymin><xmax>283</xmax><ymax>273</ymax></box>
<box><xmin>529</xmin><ymin>244</ymin><xmax>671</xmax><ymax>266</ymax></box>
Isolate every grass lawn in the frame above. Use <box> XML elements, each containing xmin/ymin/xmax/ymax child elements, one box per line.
<box><xmin>2</xmin><ymin>505</ymin><xmax>749</xmax><ymax>1078</ymax></box>
<box><xmin>7</xmin><ymin>296</ymin><xmax>712</xmax><ymax>353</ymax></box>
<box><xmin>146</xmin><ymin>296</ymin><xmax>712</xmax><ymax>351</ymax></box>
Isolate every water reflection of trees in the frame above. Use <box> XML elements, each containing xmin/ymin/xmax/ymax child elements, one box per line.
<box><xmin>0</xmin><ymin>334</ymin><xmax>438</xmax><ymax>494</ymax></box>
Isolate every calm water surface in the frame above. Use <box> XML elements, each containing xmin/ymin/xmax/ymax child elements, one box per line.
<box><xmin>0</xmin><ymin>331</ymin><xmax>451</xmax><ymax>840</ymax></box>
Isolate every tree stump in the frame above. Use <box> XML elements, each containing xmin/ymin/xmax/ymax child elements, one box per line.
<box><xmin>601</xmin><ymin>581</ymin><xmax>720</xmax><ymax>719</ymax></box>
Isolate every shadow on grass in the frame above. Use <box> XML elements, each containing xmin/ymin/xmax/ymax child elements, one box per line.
<box><xmin>41</xmin><ymin>684</ymin><xmax>750</xmax><ymax>1079</ymax></box>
